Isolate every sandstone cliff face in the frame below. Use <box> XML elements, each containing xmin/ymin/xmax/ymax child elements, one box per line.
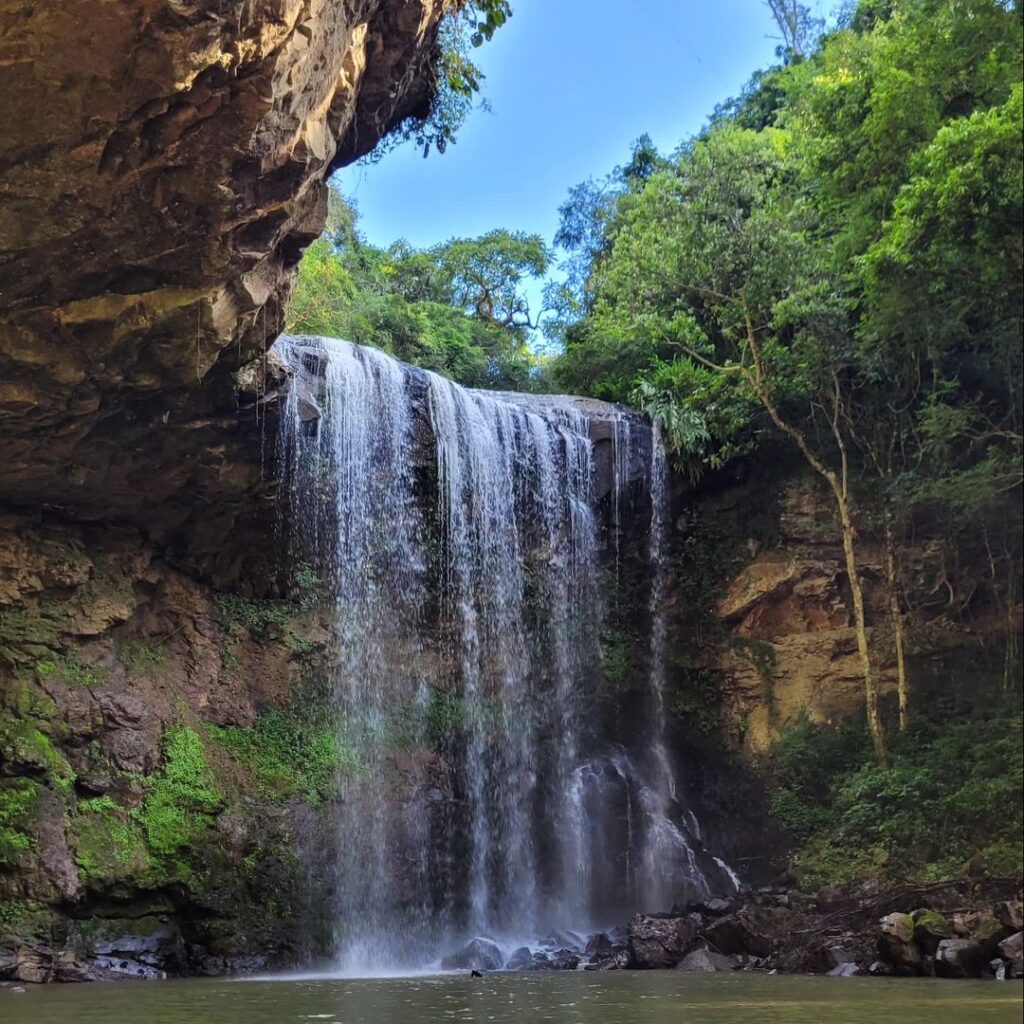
<box><xmin>682</xmin><ymin>472</ymin><xmax>1017</xmax><ymax>757</ymax></box>
<box><xmin>0</xmin><ymin>0</ymin><xmax>446</xmax><ymax>580</ymax></box>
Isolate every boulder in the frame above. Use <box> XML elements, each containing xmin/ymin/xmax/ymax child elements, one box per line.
<box><xmin>676</xmin><ymin>948</ymin><xmax>737</xmax><ymax>973</ymax></box>
<box><xmin>877</xmin><ymin>912</ymin><xmax>921</xmax><ymax>973</ymax></box>
<box><xmin>539</xmin><ymin>930</ymin><xmax>584</xmax><ymax>952</ymax></box>
<box><xmin>995</xmin><ymin>901</ymin><xmax>1023</xmax><ymax>932</ymax></box>
<box><xmin>997</xmin><ymin>931</ymin><xmax>1023</xmax><ymax>977</ymax></box>
<box><xmin>911</xmin><ymin>909</ymin><xmax>952</xmax><ymax>956</ymax></box>
<box><xmin>688</xmin><ymin>897</ymin><xmax>736</xmax><ymax>917</ymax></box>
<box><xmin>971</xmin><ymin>911</ymin><xmax>1010</xmax><ymax>955</ymax></box>
<box><xmin>952</xmin><ymin>909</ymin><xmax>1006</xmax><ymax>954</ymax></box>
<box><xmin>825</xmin><ymin>946</ymin><xmax>860</xmax><ymax>970</ymax></box>
<box><xmin>548</xmin><ymin>949</ymin><xmax>581</xmax><ymax>971</ymax></box>
<box><xmin>525</xmin><ymin>951</ymin><xmax>579</xmax><ymax>971</ymax></box>
<box><xmin>628</xmin><ymin>913</ymin><xmax>697</xmax><ymax>969</ymax></box>
<box><xmin>504</xmin><ymin>946</ymin><xmax>534</xmax><ymax>970</ymax></box>
<box><xmin>701</xmin><ymin>905</ymin><xmax>787</xmax><ymax>959</ymax></box>
<box><xmin>583</xmin><ymin>950</ymin><xmax>631</xmax><ymax>971</ymax></box>
<box><xmin>934</xmin><ymin>938</ymin><xmax>985</xmax><ymax>979</ymax></box>
<box><xmin>585</xmin><ymin>933</ymin><xmax>614</xmax><ymax>960</ymax></box>
<box><xmin>997</xmin><ymin>931</ymin><xmax>1023</xmax><ymax>961</ymax></box>
<box><xmin>441</xmin><ymin>937</ymin><xmax>504</xmax><ymax>972</ymax></box>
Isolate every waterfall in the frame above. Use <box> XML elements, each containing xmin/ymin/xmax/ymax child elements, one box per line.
<box><xmin>274</xmin><ymin>335</ymin><xmax>730</xmax><ymax>972</ymax></box>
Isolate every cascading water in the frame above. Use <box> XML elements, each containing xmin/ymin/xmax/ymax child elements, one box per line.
<box><xmin>274</xmin><ymin>335</ymin><xmax>736</xmax><ymax>972</ymax></box>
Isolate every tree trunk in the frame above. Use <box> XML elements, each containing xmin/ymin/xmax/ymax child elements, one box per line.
<box><xmin>834</xmin><ymin>487</ymin><xmax>889</xmax><ymax>767</ymax></box>
<box><xmin>719</xmin><ymin>315</ymin><xmax>890</xmax><ymax>766</ymax></box>
<box><xmin>884</xmin><ymin>519</ymin><xmax>909</xmax><ymax>732</ymax></box>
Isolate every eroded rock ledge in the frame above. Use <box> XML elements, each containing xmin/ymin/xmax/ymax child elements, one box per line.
<box><xmin>0</xmin><ymin>0</ymin><xmax>447</xmax><ymax>581</ymax></box>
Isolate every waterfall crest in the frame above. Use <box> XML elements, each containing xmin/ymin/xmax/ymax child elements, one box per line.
<box><xmin>275</xmin><ymin>335</ymin><xmax>734</xmax><ymax>971</ymax></box>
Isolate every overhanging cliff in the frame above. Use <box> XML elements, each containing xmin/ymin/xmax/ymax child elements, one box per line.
<box><xmin>0</xmin><ymin>0</ymin><xmax>448</xmax><ymax>581</ymax></box>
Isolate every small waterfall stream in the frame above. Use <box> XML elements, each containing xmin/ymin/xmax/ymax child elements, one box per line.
<box><xmin>274</xmin><ymin>335</ymin><xmax>736</xmax><ymax>971</ymax></box>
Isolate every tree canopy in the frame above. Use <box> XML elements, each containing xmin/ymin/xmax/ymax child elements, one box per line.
<box><xmin>286</xmin><ymin>189</ymin><xmax>545</xmax><ymax>390</ymax></box>
<box><xmin>545</xmin><ymin>0</ymin><xmax>1023</xmax><ymax>761</ymax></box>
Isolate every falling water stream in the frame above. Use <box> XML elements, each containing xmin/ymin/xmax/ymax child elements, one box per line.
<box><xmin>274</xmin><ymin>336</ymin><xmax>737</xmax><ymax>972</ymax></box>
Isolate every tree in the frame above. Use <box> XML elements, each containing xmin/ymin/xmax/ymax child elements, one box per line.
<box><xmin>430</xmin><ymin>230</ymin><xmax>550</xmax><ymax>331</ymax></box>
<box><xmin>376</xmin><ymin>1</ymin><xmax>512</xmax><ymax>158</ymax></box>
<box><xmin>582</xmin><ymin>126</ymin><xmax>891</xmax><ymax>764</ymax></box>
<box><xmin>286</xmin><ymin>187</ymin><xmax>545</xmax><ymax>390</ymax></box>
<box><xmin>765</xmin><ymin>0</ymin><xmax>822</xmax><ymax>61</ymax></box>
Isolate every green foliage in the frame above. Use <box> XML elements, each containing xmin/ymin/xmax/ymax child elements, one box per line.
<box><xmin>379</xmin><ymin>1</ymin><xmax>511</xmax><ymax>158</ymax></box>
<box><xmin>209</xmin><ymin>709</ymin><xmax>352</xmax><ymax>805</ymax></box>
<box><xmin>549</xmin><ymin>0</ymin><xmax>1022</xmax><ymax>657</ymax></box>
<box><xmin>287</xmin><ymin>189</ymin><xmax>545</xmax><ymax>391</ymax></box>
<box><xmin>668</xmin><ymin>668</ymin><xmax>726</xmax><ymax>735</ymax></box>
<box><xmin>0</xmin><ymin>899</ymin><xmax>28</xmax><ymax>928</ymax></box>
<box><xmin>599</xmin><ymin>629</ymin><xmax>637</xmax><ymax>687</ymax></box>
<box><xmin>35</xmin><ymin>653</ymin><xmax>110</xmax><ymax>688</ymax></box>
<box><xmin>769</xmin><ymin>714</ymin><xmax>1024</xmax><ymax>887</ymax></box>
<box><xmin>292</xmin><ymin>562</ymin><xmax>326</xmax><ymax>608</ymax></box>
<box><xmin>423</xmin><ymin>688</ymin><xmax>467</xmax><ymax>746</ymax></box>
<box><xmin>0</xmin><ymin>720</ymin><xmax>75</xmax><ymax>791</ymax></box>
<box><xmin>214</xmin><ymin>593</ymin><xmax>292</xmax><ymax>637</ymax></box>
<box><xmin>140</xmin><ymin>725</ymin><xmax>221</xmax><ymax>858</ymax></box>
<box><xmin>0</xmin><ymin>779</ymin><xmax>39</xmax><ymax>867</ymax></box>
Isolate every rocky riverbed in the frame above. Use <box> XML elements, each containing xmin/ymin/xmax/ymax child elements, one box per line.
<box><xmin>438</xmin><ymin>884</ymin><xmax>1024</xmax><ymax>982</ymax></box>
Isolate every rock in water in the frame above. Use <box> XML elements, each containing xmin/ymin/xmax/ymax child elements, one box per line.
<box><xmin>934</xmin><ymin>938</ymin><xmax>985</xmax><ymax>978</ymax></box>
<box><xmin>504</xmin><ymin>947</ymin><xmax>534</xmax><ymax>970</ymax></box>
<box><xmin>628</xmin><ymin>913</ymin><xmax>697</xmax><ymax>969</ymax></box>
<box><xmin>877</xmin><ymin>912</ymin><xmax>922</xmax><ymax>973</ymax></box>
<box><xmin>911</xmin><ymin>909</ymin><xmax>952</xmax><ymax>956</ymax></box>
<box><xmin>997</xmin><ymin>931</ymin><xmax>1024</xmax><ymax>978</ymax></box>
<box><xmin>441</xmin><ymin>938</ymin><xmax>504</xmax><ymax>972</ymax></box>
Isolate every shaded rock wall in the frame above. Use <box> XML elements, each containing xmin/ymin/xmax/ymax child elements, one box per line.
<box><xmin>0</xmin><ymin>0</ymin><xmax>447</xmax><ymax>582</ymax></box>
<box><xmin>0</xmin><ymin>510</ymin><xmax>342</xmax><ymax>981</ymax></box>
<box><xmin>666</xmin><ymin>467</ymin><xmax>1020</xmax><ymax>758</ymax></box>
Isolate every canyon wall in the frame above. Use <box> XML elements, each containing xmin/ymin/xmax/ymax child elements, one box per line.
<box><xmin>0</xmin><ymin>0</ymin><xmax>447</xmax><ymax>581</ymax></box>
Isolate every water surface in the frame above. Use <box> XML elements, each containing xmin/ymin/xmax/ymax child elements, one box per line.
<box><xmin>2</xmin><ymin>972</ymin><xmax>1021</xmax><ymax>1024</ymax></box>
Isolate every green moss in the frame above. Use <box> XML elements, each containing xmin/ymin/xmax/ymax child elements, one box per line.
<box><xmin>0</xmin><ymin>720</ymin><xmax>75</xmax><ymax>791</ymax></box>
<box><xmin>10</xmin><ymin>679</ymin><xmax>57</xmax><ymax>719</ymax></box>
<box><xmin>117</xmin><ymin>638</ymin><xmax>166</xmax><ymax>677</ymax></box>
<box><xmin>69</xmin><ymin>796</ymin><xmax>148</xmax><ymax>883</ymax></box>
<box><xmin>209</xmin><ymin>709</ymin><xmax>351</xmax><ymax>805</ymax></box>
<box><xmin>668</xmin><ymin>667</ymin><xmax>725</xmax><ymax>734</ymax></box>
<box><xmin>284</xmin><ymin>630</ymin><xmax>317</xmax><ymax>656</ymax></box>
<box><xmin>0</xmin><ymin>606</ymin><xmax>61</xmax><ymax>646</ymax></box>
<box><xmin>0</xmin><ymin>779</ymin><xmax>40</xmax><ymax>866</ymax></box>
<box><xmin>140</xmin><ymin>725</ymin><xmax>221</xmax><ymax>859</ymax></box>
<box><xmin>292</xmin><ymin>563</ymin><xmax>327</xmax><ymax>608</ymax></box>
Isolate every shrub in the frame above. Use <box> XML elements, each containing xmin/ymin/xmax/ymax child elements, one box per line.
<box><xmin>768</xmin><ymin>714</ymin><xmax>1024</xmax><ymax>887</ymax></box>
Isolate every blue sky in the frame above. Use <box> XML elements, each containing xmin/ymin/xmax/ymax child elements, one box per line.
<box><xmin>336</xmin><ymin>0</ymin><xmax>792</xmax><ymax>316</ymax></box>
<box><xmin>339</xmin><ymin>1</ymin><xmax>788</xmax><ymax>245</ymax></box>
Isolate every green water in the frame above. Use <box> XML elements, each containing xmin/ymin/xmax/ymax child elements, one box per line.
<box><xmin>1</xmin><ymin>973</ymin><xmax>1021</xmax><ymax>1024</ymax></box>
